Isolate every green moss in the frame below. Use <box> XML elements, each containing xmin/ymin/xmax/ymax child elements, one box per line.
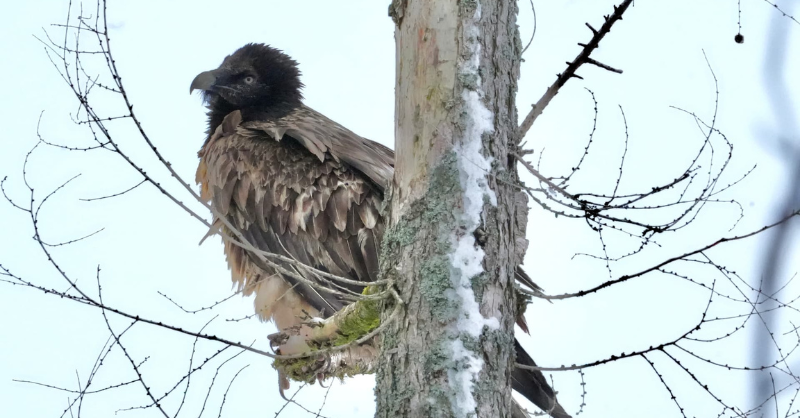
<box><xmin>332</xmin><ymin>287</ymin><xmax>382</xmax><ymax>346</ymax></box>
<box><xmin>272</xmin><ymin>356</ymin><xmax>320</xmax><ymax>383</ymax></box>
<box><xmin>274</xmin><ymin>287</ymin><xmax>385</xmax><ymax>383</ymax></box>
<box><xmin>273</xmin><ymin>354</ymin><xmax>375</xmax><ymax>383</ymax></box>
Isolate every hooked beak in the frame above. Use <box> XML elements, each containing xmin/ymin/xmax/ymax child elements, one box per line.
<box><xmin>190</xmin><ymin>70</ymin><xmax>218</xmax><ymax>94</ymax></box>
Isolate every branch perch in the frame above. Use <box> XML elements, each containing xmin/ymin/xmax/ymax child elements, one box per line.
<box><xmin>271</xmin><ymin>287</ymin><xmax>401</xmax><ymax>384</ymax></box>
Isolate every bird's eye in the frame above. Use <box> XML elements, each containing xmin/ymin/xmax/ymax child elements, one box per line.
<box><xmin>244</xmin><ymin>76</ymin><xmax>255</xmax><ymax>84</ymax></box>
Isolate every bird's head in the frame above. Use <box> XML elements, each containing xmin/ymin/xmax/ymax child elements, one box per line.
<box><xmin>190</xmin><ymin>43</ymin><xmax>304</xmax><ymax>113</ymax></box>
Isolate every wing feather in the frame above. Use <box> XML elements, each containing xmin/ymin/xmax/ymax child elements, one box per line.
<box><xmin>357</xmin><ymin>201</ymin><xmax>378</xmax><ymax>229</ymax></box>
<box><xmin>212</xmin><ymin>169</ymin><xmax>238</xmax><ymax>215</ymax></box>
<box><xmin>242</xmin><ymin>105</ymin><xmax>394</xmax><ymax>189</ymax></box>
<box><xmin>327</xmin><ymin>187</ymin><xmax>350</xmax><ymax>232</ymax></box>
<box><xmin>358</xmin><ymin>229</ymin><xmax>380</xmax><ymax>280</ymax></box>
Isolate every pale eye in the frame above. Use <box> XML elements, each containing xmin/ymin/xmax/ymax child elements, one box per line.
<box><xmin>244</xmin><ymin>76</ymin><xmax>255</xmax><ymax>84</ymax></box>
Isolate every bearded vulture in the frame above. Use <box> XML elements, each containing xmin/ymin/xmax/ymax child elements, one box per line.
<box><xmin>191</xmin><ymin>43</ymin><xmax>569</xmax><ymax>418</ymax></box>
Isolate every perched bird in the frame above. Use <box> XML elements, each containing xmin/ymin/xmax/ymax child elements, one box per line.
<box><xmin>191</xmin><ymin>43</ymin><xmax>569</xmax><ymax>418</ymax></box>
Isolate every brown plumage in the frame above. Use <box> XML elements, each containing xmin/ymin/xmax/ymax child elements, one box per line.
<box><xmin>196</xmin><ymin>105</ymin><xmax>391</xmax><ymax>327</ymax></box>
<box><xmin>192</xmin><ymin>43</ymin><xmax>569</xmax><ymax>418</ymax></box>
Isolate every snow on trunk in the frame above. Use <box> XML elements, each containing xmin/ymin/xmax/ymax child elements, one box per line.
<box><xmin>448</xmin><ymin>4</ymin><xmax>499</xmax><ymax>417</ymax></box>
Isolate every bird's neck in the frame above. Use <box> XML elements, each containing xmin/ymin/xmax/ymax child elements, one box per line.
<box><xmin>205</xmin><ymin>97</ymin><xmax>302</xmax><ymax>140</ymax></box>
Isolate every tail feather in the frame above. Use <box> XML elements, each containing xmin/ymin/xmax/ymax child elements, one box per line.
<box><xmin>514</xmin><ymin>267</ymin><xmax>540</xmax><ymax>335</ymax></box>
<box><xmin>513</xmin><ymin>339</ymin><xmax>572</xmax><ymax>418</ymax></box>
<box><xmin>515</xmin><ymin>267</ymin><xmax>543</xmax><ymax>294</ymax></box>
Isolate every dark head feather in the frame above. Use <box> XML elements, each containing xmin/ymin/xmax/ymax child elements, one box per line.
<box><xmin>191</xmin><ymin>43</ymin><xmax>304</xmax><ymax>135</ymax></box>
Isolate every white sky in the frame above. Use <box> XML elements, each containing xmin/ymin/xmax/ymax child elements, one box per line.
<box><xmin>1</xmin><ymin>1</ymin><xmax>799</xmax><ymax>417</ymax></box>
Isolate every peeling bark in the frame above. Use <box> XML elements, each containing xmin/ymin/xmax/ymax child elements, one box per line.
<box><xmin>376</xmin><ymin>1</ymin><xmax>522</xmax><ymax>416</ymax></box>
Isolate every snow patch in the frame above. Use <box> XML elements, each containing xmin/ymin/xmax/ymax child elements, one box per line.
<box><xmin>447</xmin><ymin>3</ymin><xmax>499</xmax><ymax>417</ymax></box>
<box><xmin>448</xmin><ymin>339</ymin><xmax>486</xmax><ymax>416</ymax></box>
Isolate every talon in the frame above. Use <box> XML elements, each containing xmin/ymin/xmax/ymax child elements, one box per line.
<box><xmin>303</xmin><ymin>316</ymin><xmax>326</xmax><ymax>327</ymax></box>
<box><xmin>267</xmin><ymin>334</ymin><xmax>284</xmax><ymax>353</ymax></box>
<box><xmin>278</xmin><ymin>371</ymin><xmax>291</xmax><ymax>401</ymax></box>
<box><xmin>268</xmin><ymin>328</ymin><xmax>298</xmax><ymax>352</ymax></box>
<box><xmin>319</xmin><ymin>354</ymin><xmax>331</xmax><ymax>374</ymax></box>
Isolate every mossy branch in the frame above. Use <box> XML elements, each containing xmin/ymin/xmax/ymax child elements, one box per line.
<box><xmin>272</xmin><ymin>286</ymin><xmax>399</xmax><ymax>383</ymax></box>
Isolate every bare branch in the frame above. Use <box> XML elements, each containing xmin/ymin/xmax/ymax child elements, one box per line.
<box><xmin>518</xmin><ymin>0</ymin><xmax>632</xmax><ymax>139</ymax></box>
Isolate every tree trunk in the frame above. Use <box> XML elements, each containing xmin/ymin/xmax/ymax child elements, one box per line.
<box><xmin>376</xmin><ymin>1</ymin><xmax>522</xmax><ymax>417</ymax></box>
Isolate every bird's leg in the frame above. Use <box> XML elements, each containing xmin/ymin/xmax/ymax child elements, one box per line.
<box><xmin>268</xmin><ymin>314</ymin><xmax>334</xmax><ymax>356</ymax></box>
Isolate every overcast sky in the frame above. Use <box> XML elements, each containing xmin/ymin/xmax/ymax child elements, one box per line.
<box><xmin>1</xmin><ymin>1</ymin><xmax>799</xmax><ymax>417</ymax></box>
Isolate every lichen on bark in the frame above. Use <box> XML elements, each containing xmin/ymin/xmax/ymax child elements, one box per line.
<box><xmin>378</xmin><ymin>152</ymin><xmax>475</xmax><ymax>415</ymax></box>
<box><xmin>382</xmin><ymin>152</ymin><xmax>464</xmax><ymax>324</ymax></box>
